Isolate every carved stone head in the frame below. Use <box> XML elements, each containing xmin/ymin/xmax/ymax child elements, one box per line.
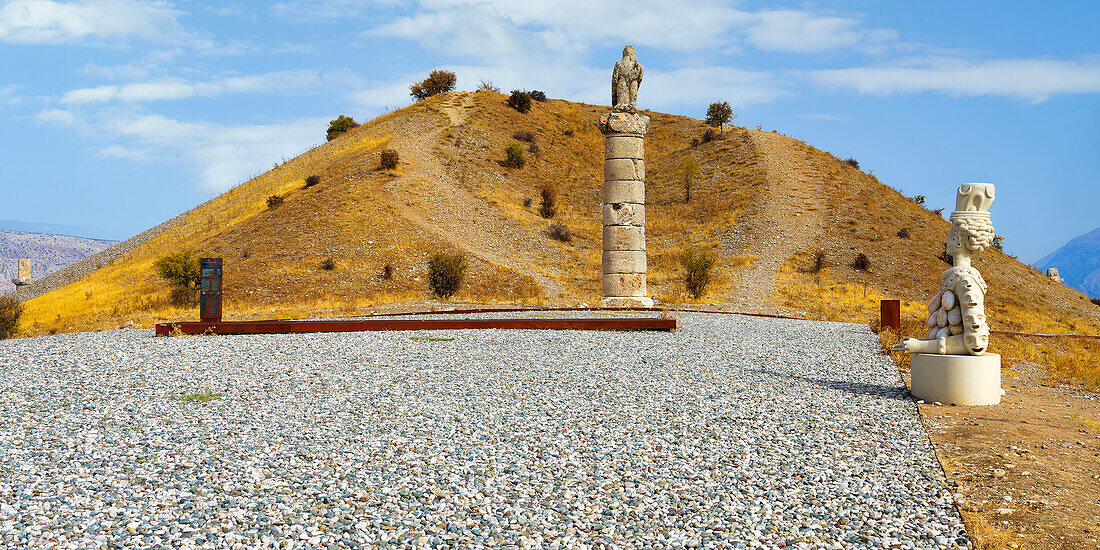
<box><xmin>946</xmin><ymin>183</ymin><xmax>995</xmax><ymax>257</ymax></box>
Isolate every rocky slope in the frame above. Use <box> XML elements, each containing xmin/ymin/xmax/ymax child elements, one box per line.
<box><xmin>0</xmin><ymin>230</ymin><xmax>115</xmax><ymax>294</ymax></box>
<box><xmin>1036</xmin><ymin>226</ymin><xmax>1100</xmax><ymax>298</ymax></box>
<box><xmin>15</xmin><ymin>91</ymin><xmax>1100</xmax><ymax>335</ymax></box>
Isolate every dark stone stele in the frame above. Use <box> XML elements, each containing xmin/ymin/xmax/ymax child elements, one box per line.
<box><xmin>199</xmin><ymin>257</ymin><xmax>222</xmax><ymax>322</ymax></box>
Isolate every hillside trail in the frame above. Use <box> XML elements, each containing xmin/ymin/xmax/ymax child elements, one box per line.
<box><xmin>725</xmin><ymin>131</ymin><xmax>825</xmax><ymax>314</ymax></box>
<box><xmin>384</xmin><ymin>93</ymin><xmax>565</xmax><ymax>301</ymax></box>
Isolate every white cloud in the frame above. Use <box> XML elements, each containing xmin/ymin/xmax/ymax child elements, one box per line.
<box><xmin>102</xmin><ymin>114</ymin><xmax>327</xmax><ymax>191</ymax></box>
<box><xmin>810</xmin><ymin>57</ymin><xmax>1100</xmax><ymax>103</ymax></box>
<box><xmin>80</xmin><ymin>62</ymin><xmax>155</xmax><ymax>80</ymax></box>
<box><xmin>0</xmin><ymin>83</ymin><xmax>23</xmax><ymax>105</ymax></box>
<box><xmin>271</xmin><ymin>0</ymin><xmax>402</xmax><ymax>20</ymax></box>
<box><xmin>797</xmin><ymin>113</ymin><xmax>849</xmax><ymax>122</ymax></box>
<box><xmin>97</xmin><ymin>144</ymin><xmax>150</xmax><ymax>162</ymax></box>
<box><xmin>60</xmin><ymin>70</ymin><xmax>321</xmax><ymax>104</ymax></box>
<box><xmin>746</xmin><ymin>10</ymin><xmax>862</xmax><ymax>53</ymax></box>
<box><xmin>643</xmin><ymin>66</ymin><xmax>787</xmax><ymax>110</ymax></box>
<box><xmin>349</xmin><ymin>62</ymin><xmax>783</xmax><ymax>115</ymax></box>
<box><xmin>35</xmin><ymin>107</ymin><xmax>78</xmax><ymax>125</ymax></box>
<box><xmin>368</xmin><ymin>4</ymin><xmax>562</xmax><ymax>65</ymax></box>
<box><xmin>0</xmin><ymin>0</ymin><xmax>184</xmax><ymax>44</ymax></box>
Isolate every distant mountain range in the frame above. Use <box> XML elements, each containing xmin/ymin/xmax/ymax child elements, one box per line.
<box><xmin>1</xmin><ymin>229</ymin><xmax>116</xmax><ymax>294</ymax></box>
<box><xmin>1035</xmin><ymin>226</ymin><xmax>1100</xmax><ymax>298</ymax></box>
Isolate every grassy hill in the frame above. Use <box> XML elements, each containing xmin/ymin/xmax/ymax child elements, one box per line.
<box><xmin>17</xmin><ymin>91</ymin><xmax>1100</xmax><ymax>343</ymax></box>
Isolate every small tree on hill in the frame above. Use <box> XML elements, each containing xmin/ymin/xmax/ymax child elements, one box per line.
<box><xmin>681</xmin><ymin>248</ymin><xmax>716</xmax><ymax>300</ymax></box>
<box><xmin>705</xmin><ymin>101</ymin><xmax>735</xmax><ymax>135</ymax></box>
<box><xmin>410</xmin><ymin>70</ymin><xmax>457</xmax><ymax>101</ymax></box>
<box><xmin>679</xmin><ymin>156</ymin><xmax>699</xmax><ymax>203</ymax></box>
<box><xmin>326</xmin><ymin>115</ymin><xmax>359</xmax><ymax>141</ymax></box>
<box><xmin>154</xmin><ymin>251</ymin><xmax>201</xmax><ymax>306</ymax></box>
<box><xmin>428</xmin><ymin>252</ymin><xmax>466</xmax><ymax>298</ymax></box>
<box><xmin>507</xmin><ymin>90</ymin><xmax>532</xmax><ymax>113</ymax></box>
<box><xmin>0</xmin><ymin>295</ymin><xmax>23</xmax><ymax>339</ymax></box>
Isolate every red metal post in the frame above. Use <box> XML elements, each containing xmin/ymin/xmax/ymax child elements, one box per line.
<box><xmin>880</xmin><ymin>299</ymin><xmax>901</xmax><ymax>332</ymax></box>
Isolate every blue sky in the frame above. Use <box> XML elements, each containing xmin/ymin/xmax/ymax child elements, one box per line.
<box><xmin>1</xmin><ymin>1</ymin><xmax>1097</xmax><ymax>262</ymax></box>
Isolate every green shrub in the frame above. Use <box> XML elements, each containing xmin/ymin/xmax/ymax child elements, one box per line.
<box><xmin>304</xmin><ymin>175</ymin><xmax>320</xmax><ymax>188</ymax></box>
<box><xmin>507</xmin><ymin>90</ymin><xmax>532</xmax><ymax>113</ymax></box>
<box><xmin>154</xmin><ymin>251</ymin><xmax>200</xmax><ymax>307</ymax></box>
<box><xmin>803</xmin><ymin>251</ymin><xmax>826</xmax><ymax>274</ymax></box>
<box><xmin>1091</xmin><ymin>297</ymin><xmax>1100</xmax><ymax>307</ymax></box>
<box><xmin>681</xmin><ymin>248</ymin><xmax>716</xmax><ymax>300</ymax></box>
<box><xmin>504</xmin><ymin>142</ymin><xmax>525</xmax><ymax>168</ymax></box>
<box><xmin>410</xmin><ymin>70</ymin><xmax>457</xmax><ymax>100</ymax></box>
<box><xmin>523</xmin><ymin>197</ymin><xmax>533</xmax><ymax>208</ymax></box>
<box><xmin>326</xmin><ymin>115</ymin><xmax>359</xmax><ymax>141</ymax></box>
<box><xmin>321</xmin><ymin>258</ymin><xmax>336</xmax><ymax>271</ymax></box>
<box><xmin>991</xmin><ymin>235</ymin><xmax>1004</xmax><ymax>250</ymax></box>
<box><xmin>912</xmin><ymin>194</ymin><xmax>926</xmax><ymax>207</ymax></box>
<box><xmin>428</xmin><ymin>252</ymin><xmax>466</xmax><ymax>298</ymax></box>
<box><xmin>897</xmin><ymin>228</ymin><xmax>910</xmax><ymax>238</ymax></box>
<box><xmin>546</xmin><ymin>222</ymin><xmax>572</xmax><ymax>242</ymax></box>
<box><xmin>528</xmin><ymin>90</ymin><xmax>547</xmax><ymax>102</ymax></box>
<box><xmin>512</xmin><ymin>130</ymin><xmax>536</xmax><ymax>142</ymax></box>
<box><xmin>702</xmin><ymin>128</ymin><xmax>717</xmax><ymax>143</ymax></box>
<box><xmin>476</xmin><ymin>79</ymin><xmax>500</xmax><ymax>93</ymax></box>
<box><xmin>538</xmin><ymin>187</ymin><xmax>556</xmax><ymax>219</ymax></box>
<box><xmin>155</xmin><ymin>251</ymin><xmax>200</xmax><ymax>289</ymax></box>
<box><xmin>380</xmin><ymin>148</ymin><xmax>399</xmax><ymax>169</ymax></box>
<box><xmin>845</xmin><ymin>157</ymin><xmax>859</xmax><ymax>169</ymax></box>
<box><xmin>0</xmin><ymin>295</ymin><xmax>23</xmax><ymax>339</ymax></box>
<box><xmin>267</xmin><ymin>195</ymin><xmax>284</xmax><ymax>209</ymax></box>
<box><xmin>705</xmin><ymin>101</ymin><xmax>735</xmax><ymax>134</ymax></box>
<box><xmin>850</xmin><ymin>253</ymin><xmax>871</xmax><ymax>271</ymax></box>
<box><xmin>382</xmin><ymin>263</ymin><xmax>394</xmax><ymax>280</ymax></box>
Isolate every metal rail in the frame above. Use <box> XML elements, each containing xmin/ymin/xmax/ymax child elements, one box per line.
<box><xmin>155</xmin><ymin>316</ymin><xmax>675</xmax><ymax>335</ymax></box>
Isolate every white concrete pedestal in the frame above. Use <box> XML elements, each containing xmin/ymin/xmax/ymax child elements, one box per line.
<box><xmin>911</xmin><ymin>353</ymin><xmax>1001</xmax><ymax>406</ymax></box>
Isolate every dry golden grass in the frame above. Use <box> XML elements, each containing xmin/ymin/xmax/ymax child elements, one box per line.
<box><xmin>995</xmin><ymin>335</ymin><xmax>1100</xmax><ymax>389</ymax></box>
<box><xmin>17</xmin><ymin>91</ymin><xmax>1100</xmax><ymax>353</ymax></box>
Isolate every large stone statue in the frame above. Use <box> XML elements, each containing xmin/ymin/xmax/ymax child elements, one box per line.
<box><xmin>894</xmin><ymin>183</ymin><xmax>996</xmax><ymax>356</ymax></box>
<box><xmin>894</xmin><ymin>183</ymin><xmax>1001</xmax><ymax>406</ymax></box>
<box><xmin>600</xmin><ymin>46</ymin><xmax>651</xmax><ymax>308</ymax></box>
<box><xmin>611</xmin><ymin>45</ymin><xmax>643</xmax><ymax>114</ymax></box>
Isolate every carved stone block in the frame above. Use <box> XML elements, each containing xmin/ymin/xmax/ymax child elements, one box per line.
<box><xmin>16</xmin><ymin>259</ymin><xmax>31</xmax><ymax>281</ymax></box>
<box><xmin>598</xmin><ymin>112</ymin><xmax>650</xmax><ymax>135</ymax></box>
<box><xmin>602</xmin><ymin>203</ymin><xmax>645</xmax><ymax>226</ymax></box>
<box><xmin>604</xmin><ymin>135</ymin><xmax>644</xmax><ymax>160</ymax></box>
<box><xmin>602</xmin><ymin>272</ymin><xmax>647</xmax><ymax>297</ymax></box>
<box><xmin>604</xmin><ymin>158</ymin><xmax>645</xmax><ymax>182</ymax></box>
<box><xmin>603</xmin><ymin>250</ymin><xmax>647</xmax><ymax>273</ymax></box>
<box><xmin>604</xmin><ymin>181</ymin><xmax>644</xmax><ymax>204</ymax></box>
<box><xmin>603</xmin><ymin>226</ymin><xmax>645</xmax><ymax>251</ymax></box>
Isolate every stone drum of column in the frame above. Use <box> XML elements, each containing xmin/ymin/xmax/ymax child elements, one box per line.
<box><xmin>598</xmin><ymin>112</ymin><xmax>653</xmax><ymax>308</ymax></box>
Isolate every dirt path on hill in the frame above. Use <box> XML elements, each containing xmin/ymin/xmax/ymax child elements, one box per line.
<box><xmin>384</xmin><ymin>93</ymin><xmax>565</xmax><ymax>301</ymax></box>
<box><xmin>727</xmin><ymin>131</ymin><xmax>825</xmax><ymax>314</ymax></box>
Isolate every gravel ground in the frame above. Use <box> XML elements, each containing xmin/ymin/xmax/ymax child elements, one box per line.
<box><xmin>0</xmin><ymin>312</ymin><xmax>968</xmax><ymax>549</ymax></box>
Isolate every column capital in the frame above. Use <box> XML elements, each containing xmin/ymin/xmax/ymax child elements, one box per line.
<box><xmin>599</xmin><ymin>112</ymin><xmax>649</xmax><ymax>135</ymax></box>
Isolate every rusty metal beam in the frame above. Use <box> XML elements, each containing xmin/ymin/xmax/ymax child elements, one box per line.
<box><xmin>155</xmin><ymin>317</ymin><xmax>675</xmax><ymax>335</ymax></box>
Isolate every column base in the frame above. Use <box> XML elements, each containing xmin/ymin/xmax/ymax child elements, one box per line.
<box><xmin>911</xmin><ymin>352</ymin><xmax>1001</xmax><ymax>406</ymax></box>
<box><xmin>601</xmin><ymin>296</ymin><xmax>654</xmax><ymax>309</ymax></box>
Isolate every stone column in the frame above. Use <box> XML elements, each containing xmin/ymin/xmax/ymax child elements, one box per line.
<box><xmin>599</xmin><ymin>112</ymin><xmax>653</xmax><ymax>308</ymax></box>
<box><xmin>11</xmin><ymin>259</ymin><xmax>31</xmax><ymax>301</ymax></box>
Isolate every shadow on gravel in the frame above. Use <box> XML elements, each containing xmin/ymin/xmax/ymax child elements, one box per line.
<box><xmin>749</xmin><ymin>368</ymin><xmax>911</xmax><ymax>401</ymax></box>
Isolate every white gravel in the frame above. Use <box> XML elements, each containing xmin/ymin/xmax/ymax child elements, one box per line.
<box><xmin>0</xmin><ymin>312</ymin><xmax>968</xmax><ymax>549</ymax></box>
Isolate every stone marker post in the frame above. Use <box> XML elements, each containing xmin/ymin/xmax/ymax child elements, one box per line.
<box><xmin>599</xmin><ymin>113</ymin><xmax>652</xmax><ymax>308</ymax></box>
<box><xmin>599</xmin><ymin>45</ymin><xmax>653</xmax><ymax>308</ymax></box>
<box><xmin>11</xmin><ymin>259</ymin><xmax>32</xmax><ymax>301</ymax></box>
<box><xmin>199</xmin><ymin>258</ymin><xmax>223</xmax><ymax>322</ymax></box>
